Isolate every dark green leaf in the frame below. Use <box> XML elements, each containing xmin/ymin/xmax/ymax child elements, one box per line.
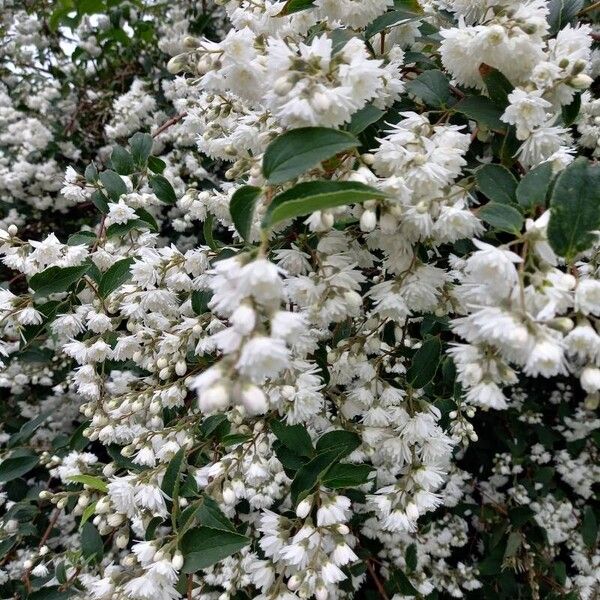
<box><xmin>181</xmin><ymin>526</ymin><xmax>250</xmax><ymax>573</ymax></box>
<box><xmin>581</xmin><ymin>506</ymin><xmax>598</xmax><ymax>549</ymax></box>
<box><xmin>406</xmin><ymin>336</ymin><xmax>441</xmax><ymax>389</ymax></box>
<box><xmin>81</xmin><ymin>522</ymin><xmax>103</xmax><ymax>563</ymax></box>
<box><xmin>91</xmin><ymin>190</ymin><xmax>109</xmax><ymax>214</ymax></box>
<box><xmin>405</xmin><ymin>70</ymin><xmax>451</xmax><ymax>108</ymax></box>
<box><xmin>322</xmin><ymin>463</ymin><xmax>373</xmax><ymax>488</ymax></box>
<box><xmin>129</xmin><ymin>132</ymin><xmax>153</xmax><ymax>165</ymax></box>
<box><xmin>161</xmin><ymin>448</ymin><xmax>186</xmax><ymax>500</ymax></box>
<box><xmin>516</xmin><ymin>162</ymin><xmax>553</xmax><ymax>210</ymax></box>
<box><xmin>364</xmin><ymin>9</ymin><xmax>420</xmax><ymax>39</ymax></box>
<box><xmin>476</xmin><ymin>164</ymin><xmax>518</xmax><ymax>204</ymax></box>
<box><xmin>8</xmin><ymin>412</ymin><xmax>48</xmax><ymax>448</ymax></box>
<box><xmin>0</xmin><ymin>537</ymin><xmax>16</xmax><ymax>560</ymax></box>
<box><xmin>480</xmin><ymin>64</ymin><xmax>514</xmax><ymax>107</ymax></box>
<box><xmin>98</xmin><ymin>257</ymin><xmax>134</xmax><ymax>298</ymax></box>
<box><xmin>230</xmin><ymin>185</ymin><xmax>261</xmax><ymax>241</ymax></box>
<box><xmin>85</xmin><ymin>162</ymin><xmax>98</xmax><ymax>183</ymax></box>
<box><xmin>271</xmin><ymin>420</ymin><xmax>314</xmax><ymax>458</ymax></box>
<box><xmin>562</xmin><ymin>92</ymin><xmax>582</xmax><ymax>126</ymax></box>
<box><xmin>191</xmin><ymin>290</ymin><xmax>212</xmax><ymax>315</ymax></box>
<box><xmin>135</xmin><ymin>207</ymin><xmax>159</xmax><ymax>232</ymax></box>
<box><xmin>29</xmin><ymin>264</ymin><xmax>91</xmax><ymax>297</ymax></box>
<box><xmin>277</xmin><ymin>0</ymin><xmax>315</xmax><ymax>16</ymax></box>
<box><xmin>99</xmin><ymin>170</ymin><xmax>127</xmax><ymax>201</ymax></box>
<box><xmin>479</xmin><ymin>202</ymin><xmax>524</xmax><ymax>234</ymax></box>
<box><xmin>197</xmin><ymin>496</ymin><xmax>237</xmax><ymax>532</ymax></box>
<box><xmin>290</xmin><ymin>449</ymin><xmax>340</xmax><ymax>506</ymax></box>
<box><xmin>503</xmin><ymin>531</ymin><xmax>521</xmax><ymax>559</ymax></box>
<box><xmin>148</xmin><ymin>155</ymin><xmax>167</xmax><ymax>174</ymax></box>
<box><xmin>348</xmin><ymin>104</ymin><xmax>386</xmax><ymax>135</ymax></box>
<box><xmin>316</xmin><ymin>430</ymin><xmax>361</xmax><ymax>457</ymax></box>
<box><xmin>389</xmin><ymin>568</ymin><xmax>418</xmax><ymax>596</ymax></box>
<box><xmin>68</xmin><ymin>231</ymin><xmax>96</xmax><ymax>246</ymax></box>
<box><xmin>262</xmin><ymin>181</ymin><xmax>386</xmax><ymax>229</ymax></box>
<box><xmin>454</xmin><ymin>96</ymin><xmax>506</xmax><ymax>131</ymax></box>
<box><xmin>263</xmin><ymin>128</ymin><xmax>359</xmax><ymax>184</ymax></box>
<box><xmin>547</xmin><ymin>0</ymin><xmax>583</xmax><ymax>35</ymax></box>
<box><xmin>0</xmin><ymin>454</ymin><xmax>38</xmax><ymax>482</ymax></box>
<box><xmin>28</xmin><ymin>587</ymin><xmax>73</xmax><ymax>600</ymax></box>
<box><xmin>405</xmin><ymin>544</ymin><xmax>418</xmax><ymax>571</ymax></box>
<box><xmin>149</xmin><ymin>174</ymin><xmax>177</xmax><ymax>204</ymax></box>
<box><xmin>111</xmin><ymin>146</ymin><xmax>135</xmax><ymax>175</ymax></box>
<box><xmin>548</xmin><ymin>158</ymin><xmax>600</xmax><ymax>261</ymax></box>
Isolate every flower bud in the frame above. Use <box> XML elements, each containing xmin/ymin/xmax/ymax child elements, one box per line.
<box><xmin>296</xmin><ymin>497</ymin><xmax>312</xmax><ymax>519</ymax></box>
<box><xmin>240</xmin><ymin>384</ymin><xmax>268</xmax><ymax>415</ymax></box>
<box><xmin>360</xmin><ymin>209</ymin><xmax>377</xmax><ymax>232</ymax></box>
<box><xmin>172</xmin><ymin>551</ymin><xmax>184</xmax><ymax>570</ymax></box>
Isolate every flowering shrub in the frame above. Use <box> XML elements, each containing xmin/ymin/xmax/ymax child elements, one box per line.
<box><xmin>0</xmin><ymin>0</ymin><xmax>599</xmax><ymax>599</ymax></box>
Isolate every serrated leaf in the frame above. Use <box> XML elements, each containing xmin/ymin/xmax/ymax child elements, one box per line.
<box><xmin>547</xmin><ymin>0</ymin><xmax>584</xmax><ymax>35</ymax></box>
<box><xmin>230</xmin><ymin>185</ymin><xmax>261</xmax><ymax>241</ymax></box>
<box><xmin>197</xmin><ymin>496</ymin><xmax>237</xmax><ymax>532</ymax></box>
<box><xmin>271</xmin><ymin>420</ymin><xmax>314</xmax><ymax>458</ymax></box>
<box><xmin>405</xmin><ymin>70</ymin><xmax>451</xmax><ymax>108</ymax></box>
<box><xmin>290</xmin><ymin>448</ymin><xmax>341</xmax><ymax>506</ymax></box>
<box><xmin>316</xmin><ymin>430</ymin><xmax>361</xmax><ymax>457</ymax></box>
<box><xmin>0</xmin><ymin>454</ymin><xmax>38</xmax><ymax>482</ymax></box>
<box><xmin>406</xmin><ymin>336</ymin><xmax>441</xmax><ymax>389</ymax></box>
<box><xmin>148</xmin><ymin>155</ymin><xmax>166</xmax><ymax>174</ymax></box>
<box><xmin>516</xmin><ymin>162</ymin><xmax>553</xmax><ymax>210</ymax></box>
<box><xmin>476</xmin><ymin>164</ymin><xmax>518</xmax><ymax>204</ymax></box>
<box><xmin>149</xmin><ymin>173</ymin><xmax>177</xmax><ymax>204</ymax></box>
<box><xmin>454</xmin><ymin>96</ymin><xmax>506</xmax><ymax>131</ymax></box>
<box><xmin>191</xmin><ymin>290</ymin><xmax>212</xmax><ymax>315</ymax></box>
<box><xmin>129</xmin><ymin>132</ymin><xmax>153</xmax><ymax>165</ymax></box>
<box><xmin>29</xmin><ymin>263</ymin><xmax>91</xmax><ymax>297</ymax></box>
<box><xmin>262</xmin><ymin>181</ymin><xmax>386</xmax><ymax>229</ymax></box>
<box><xmin>263</xmin><ymin>128</ymin><xmax>359</xmax><ymax>184</ymax></box>
<box><xmin>68</xmin><ymin>474</ymin><xmax>108</xmax><ymax>493</ymax></box>
<box><xmin>548</xmin><ymin>158</ymin><xmax>600</xmax><ymax>262</ymax></box>
<box><xmin>181</xmin><ymin>526</ymin><xmax>250</xmax><ymax>573</ymax></box>
<box><xmin>479</xmin><ymin>202</ymin><xmax>524</xmax><ymax>233</ymax></box>
<box><xmin>98</xmin><ymin>170</ymin><xmax>127</xmax><ymax>201</ymax></box>
<box><xmin>111</xmin><ymin>145</ymin><xmax>135</xmax><ymax>175</ymax></box>
<box><xmin>161</xmin><ymin>448</ymin><xmax>186</xmax><ymax>500</ymax></box>
<box><xmin>348</xmin><ymin>104</ymin><xmax>385</xmax><ymax>135</ymax></box>
<box><xmin>98</xmin><ymin>257</ymin><xmax>134</xmax><ymax>298</ymax></box>
<box><xmin>322</xmin><ymin>463</ymin><xmax>373</xmax><ymax>488</ymax></box>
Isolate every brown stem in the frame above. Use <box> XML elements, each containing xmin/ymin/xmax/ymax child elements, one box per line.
<box><xmin>22</xmin><ymin>509</ymin><xmax>61</xmax><ymax>592</ymax></box>
<box><xmin>187</xmin><ymin>574</ymin><xmax>193</xmax><ymax>600</ymax></box>
<box><xmin>579</xmin><ymin>1</ymin><xmax>600</xmax><ymax>16</ymax></box>
<box><xmin>153</xmin><ymin>112</ymin><xmax>187</xmax><ymax>138</ymax></box>
<box><xmin>367</xmin><ymin>560</ymin><xmax>390</xmax><ymax>600</ymax></box>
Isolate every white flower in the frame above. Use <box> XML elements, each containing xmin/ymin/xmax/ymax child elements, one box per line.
<box><xmin>236</xmin><ymin>336</ymin><xmax>290</xmax><ymax>381</ymax></box>
<box><xmin>502</xmin><ymin>89</ymin><xmax>552</xmax><ymax>140</ymax></box>
<box><xmin>575</xmin><ymin>280</ymin><xmax>600</xmax><ymax>316</ymax></box>
<box><xmin>106</xmin><ymin>199</ymin><xmax>136</xmax><ymax>225</ymax></box>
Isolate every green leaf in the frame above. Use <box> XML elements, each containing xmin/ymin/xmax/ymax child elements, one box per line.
<box><xmin>80</xmin><ymin>502</ymin><xmax>97</xmax><ymax>528</ymax></box>
<box><xmin>316</xmin><ymin>430</ymin><xmax>361</xmax><ymax>457</ymax></box>
<box><xmin>81</xmin><ymin>522</ymin><xmax>103</xmax><ymax>563</ymax></box>
<box><xmin>85</xmin><ymin>162</ymin><xmax>98</xmax><ymax>183</ymax></box>
<box><xmin>148</xmin><ymin>155</ymin><xmax>167</xmax><ymax>174</ymax></box>
<box><xmin>191</xmin><ymin>290</ymin><xmax>212</xmax><ymax>315</ymax></box>
<box><xmin>277</xmin><ymin>0</ymin><xmax>315</xmax><ymax>16</ymax></box>
<box><xmin>476</xmin><ymin>164</ymin><xmax>518</xmax><ymax>204</ymax></box>
<box><xmin>364</xmin><ymin>9</ymin><xmax>420</xmax><ymax>39</ymax></box>
<box><xmin>98</xmin><ymin>257</ymin><xmax>134</xmax><ymax>298</ymax></box>
<box><xmin>348</xmin><ymin>104</ymin><xmax>385</xmax><ymax>135</ymax></box>
<box><xmin>28</xmin><ymin>587</ymin><xmax>73</xmax><ymax>600</ymax></box>
<box><xmin>181</xmin><ymin>526</ymin><xmax>250</xmax><ymax>573</ymax></box>
<box><xmin>230</xmin><ymin>186</ymin><xmax>261</xmax><ymax>241</ymax></box>
<box><xmin>389</xmin><ymin>568</ymin><xmax>418</xmax><ymax>596</ymax></box>
<box><xmin>68</xmin><ymin>231</ymin><xmax>96</xmax><ymax>246</ymax></box>
<box><xmin>91</xmin><ymin>190</ymin><xmax>109</xmax><ymax>214</ymax></box>
<box><xmin>562</xmin><ymin>92</ymin><xmax>582</xmax><ymax>126</ymax></box>
<box><xmin>480</xmin><ymin>64</ymin><xmax>514</xmax><ymax>107</ymax></box>
<box><xmin>111</xmin><ymin>145</ymin><xmax>135</xmax><ymax>175</ymax></box>
<box><xmin>322</xmin><ymin>463</ymin><xmax>373</xmax><ymax>488</ymax></box>
<box><xmin>0</xmin><ymin>537</ymin><xmax>16</xmax><ymax>560</ymax></box>
<box><xmin>547</xmin><ymin>0</ymin><xmax>583</xmax><ymax>35</ymax></box>
<box><xmin>196</xmin><ymin>496</ymin><xmax>237</xmax><ymax>532</ymax></box>
<box><xmin>503</xmin><ymin>531</ymin><xmax>522</xmax><ymax>559</ymax></box>
<box><xmin>406</xmin><ymin>336</ymin><xmax>441</xmax><ymax>389</ymax></box>
<box><xmin>262</xmin><ymin>181</ymin><xmax>386</xmax><ymax>229</ymax></box>
<box><xmin>106</xmin><ymin>219</ymin><xmax>151</xmax><ymax>238</ymax></box>
<box><xmin>8</xmin><ymin>412</ymin><xmax>48</xmax><ymax>448</ymax></box>
<box><xmin>263</xmin><ymin>128</ymin><xmax>359</xmax><ymax>184</ymax></box>
<box><xmin>271</xmin><ymin>420</ymin><xmax>314</xmax><ymax>458</ymax></box>
<box><xmin>405</xmin><ymin>70</ymin><xmax>451</xmax><ymax>108</ymax></box>
<box><xmin>405</xmin><ymin>544</ymin><xmax>418</xmax><ymax>571</ymax></box>
<box><xmin>454</xmin><ymin>96</ymin><xmax>506</xmax><ymax>131</ymax></box>
<box><xmin>161</xmin><ymin>448</ymin><xmax>186</xmax><ymax>500</ymax></box>
<box><xmin>479</xmin><ymin>202</ymin><xmax>524</xmax><ymax>234</ymax></box>
<box><xmin>129</xmin><ymin>132</ymin><xmax>153</xmax><ymax>165</ymax></box>
<box><xmin>68</xmin><ymin>475</ymin><xmax>108</xmax><ymax>493</ymax></box>
<box><xmin>290</xmin><ymin>448</ymin><xmax>341</xmax><ymax>506</ymax></box>
<box><xmin>0</xmin><ymin>454</ymin><xmax>38</xmax><ymax>482</ymax></box>
<box><xmin>135</xmin><ymin>207</ymin><xmax>159</xmax><ymax>232</ymax></box>
<box><xmin>98</xmin><ymin>170</ymin><xmax>127</xmax><ymax>201</ymax></box>
<box><xmin>516</xmin><ymin>162</ymin><xmax>553</xmax><ymax>210</ymax></box>
<box><xmin>548</xmin><ymin>158</ymin><xmax>600</xmax><ymax>261</ymax></box>
<box><xmin>581</xmin><ymin>506</ymin><xmax>598</xmax><ymax>549</ymax></box>
<box><xmin>29</xmin><ymin>263</ymin><xmax>91</xmax><ymax>297</ymax></box>
<box><xmin>149</xmin><ymin>174</ymin><xmax>177</xmax><ymax>204</ymax></box>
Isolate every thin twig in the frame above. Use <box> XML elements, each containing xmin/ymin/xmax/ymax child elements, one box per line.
<box><xmin>153</xmin><ymin>112</ymin><xmax>187</xmax><ymax>138</ymax></box>
<box><xmin>22</xmin><ymin>509</ymin><xmax>61</xmax><ymax>591</ymax></box>
<box><xmin>579</xmin><ymin>1</ymin><xmax>600</xmax><ymax>16</ymax></box>
<box><xmin>367</xmin><ymin>560</ymin><xmax>390</xmax><ymax>600</ymax></box>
